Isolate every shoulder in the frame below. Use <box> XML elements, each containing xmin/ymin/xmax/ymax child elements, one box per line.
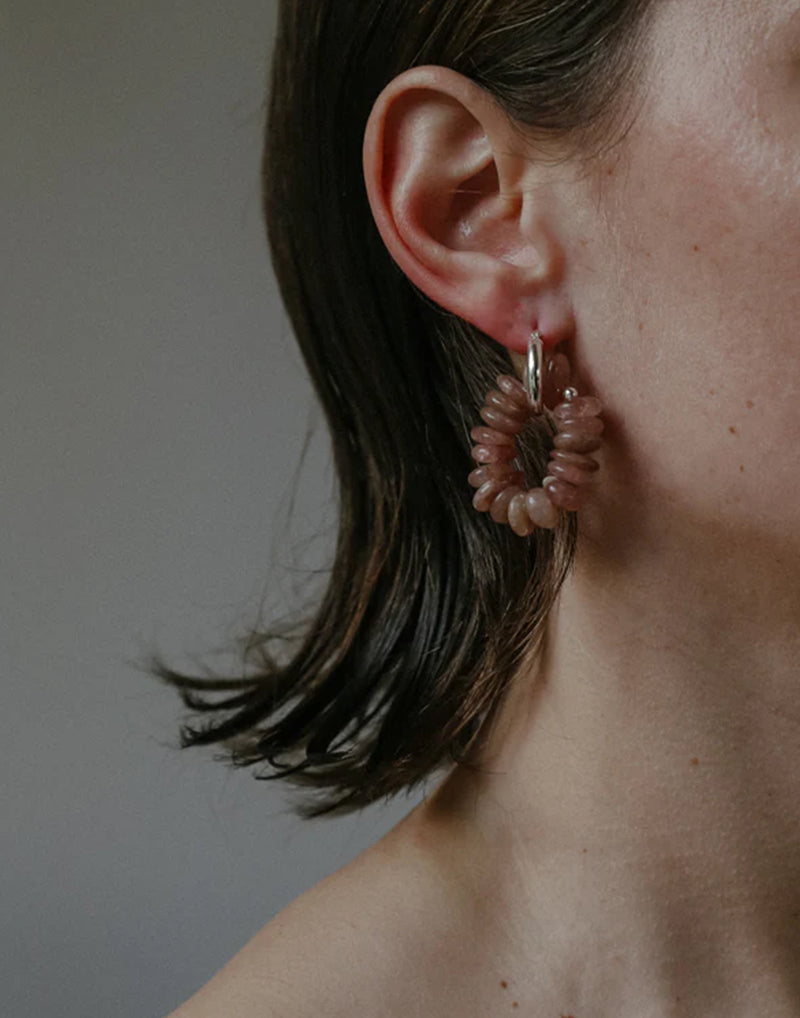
<box><xmin>164</xmin><ymin>807</ymin><xmax>468</xmax><ymax>1018</ymax></box>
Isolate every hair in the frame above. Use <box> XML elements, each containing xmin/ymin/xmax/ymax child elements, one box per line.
<box><xmin>142</xmin><ymin>0</ymin><xmax>656</xmax><ymax>819</ymax></box>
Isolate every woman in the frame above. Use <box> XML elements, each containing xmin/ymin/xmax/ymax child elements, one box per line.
<box><xmin>161</xmin><ymin>0</ymin><xmax>800</xmax><ymax>1013</ymax></box>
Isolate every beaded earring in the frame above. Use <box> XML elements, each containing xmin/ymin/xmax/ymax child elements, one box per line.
<box><xmin>467</xmin><ymin>329</ymin><xmax>605</xmax><ymax>536</ymax></box>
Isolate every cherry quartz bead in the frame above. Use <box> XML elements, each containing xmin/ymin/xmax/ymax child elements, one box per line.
<box><xmin>546</xmin><ymin>449</ymin><xmax>599</xmax><ymax>487</ymax></box>
<box><xmin>546</xmin><ymin>461</ymin><xmax>596</xmax><ymax>487</ymax></box>
<box><xmin>490</xmin><ymin>485</ymin><xmax>525</xmax><ymax>523</ymax></box>
<box><xmin>550</xmin><ymin>449</ymin><xmax>599</xmax><ymax>472</ymax></box>
<box><xmin>473</xmin><ymin>478</ymin><xmax>509</xmax><ymax>511</ymax></box>
<box><xmin>486</xmin><ymin>389</ymin><xmax>530</xmax><ymax>420</ymax></box>
<box><xmin>468</xmin><ymin>465</ymin><xmax>524</xmax><ymax>489</ymax></box>
<box><xmin>543</xmin><ymin>478</ymin><xmax>591</xmax><ymax>511</ymax></box>
<box><xmin>470</xmin><ymin>426</ymin><xmax>515</xmax><ymax>447</ymax></box>
<box><xmin>525</xmin><ymin>488</ymin><xmax>560</xmax><ymax>529</ymax></box>
<box><xmin>552</xmin><ymin>428</ymin><xmax>603</xmax><ymax>454</ymax></box>
<box><xmin>479</xmin><ymin>407</ymin><xmax>527</xmax><ymax>435</ymax></box>
<box><xmin>554</xmin><ymin>415</ymin><xmax>603</xmax><ymax>436</ymax></box>
<box><xmin>471</xmin><ymin>444</ymin><xmax>517</xmax><ymax>465</ymax></box>
<box><xmin>495</xmin><ymin>374</ymin><xmax>530</xmax><ymax>408</ymax></box>
<box><xmin>552</xmin><ymin>395</ymin><xmax>603</xmax><ymax>422</ymax></box>
<box><xmin>508</xmin><ymin>492</ymin><xmax>536</xmax><ymax>537</ymax></box>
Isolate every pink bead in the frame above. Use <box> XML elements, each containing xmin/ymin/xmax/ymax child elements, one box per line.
<box><xmin>543</xmin><ymin>353</ymin><xmax>571</xmax><ymax>408</ymax></box>
<box><xmin>468</xmin><ymin>465</ymin><xmax>524</xmax><ymax>488</ymax></box>
<box><xmin>552</xmin><ymin>395</ymin><xmax>603</xmax><ymax>422</ymax></box>
<box><xmin>552</xmin><ymin>428</ymin><xmax>603</xmax><ymax>454</ymax></box>
<box><xmin>471</xmin><ymin>444</ymin><xmax>517</xmax><ymax>465</ymax></box>
<box><xmin>546</xmin><ymin>459</ymin><xmax>596</xmax><ymax>486</ymax></box>
<box><xmin>543</xmin><ymin>478</ymin><xmax>591</xmax><ymax>511</ymax></box>
<box><xmin>469</xmin><ymin>425</ymin><xmax>515</xmax><ymax>447</ymax></box>
<box><xmin>550</xmin><ymin>449</ymin><xmax>599</xmax><ymax>472</ymax></box>
<box><xmin>556</xmin><ymin>415</ymin><xmax>604</xmax><ymax>436</ymax></box>
<box><xmin>479</xmin><ymin>407</ymin><xmax>526</xmax><ymax>435</ymax></box>
<box><xmin>473</xmin><ymin>478</ymin><xmax>509</xmax><ymax>512</ymax></box>
<box><xmin>490</xmin><ymin>485</ymin><xmax>524</xmax><ymax>523</ymax></box>
<box><xmin>486</xmin><ymin>389</ymin><xmax>530</xmax><ymax>420</ymax></box>
<box><xmin>524</xmin><ymin>488</ymin><xmax>560</xmax><ymax>529</ymax></box>
<box><xmin>508</xmin><ymin>492</ymin><xmax>536</xmax><ymax>536</ymax></box>
<box><xmin>495</xmin><ymin>374</ymin><xmax>529</xmax><ymax>409</ymax></box>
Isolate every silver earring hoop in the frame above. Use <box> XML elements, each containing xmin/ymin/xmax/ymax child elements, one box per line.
<box><xmin>525</xmin><ymin>328</ymin><xmax>544</xmax><ymax>414</ymax></box>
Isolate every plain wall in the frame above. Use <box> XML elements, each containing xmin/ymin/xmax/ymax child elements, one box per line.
<box><xmin>3</xmin><ymin>3</ymin><xmax>426</xmax><ymax>1015</ymax></box>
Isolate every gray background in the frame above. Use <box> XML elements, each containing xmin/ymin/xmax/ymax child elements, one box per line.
<box><xmin>4</xmin><ymin>3</ymin><xmax>424</xmax><ymax>1015</ymax></box>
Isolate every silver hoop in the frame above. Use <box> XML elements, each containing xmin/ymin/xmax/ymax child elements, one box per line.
<box><xmin>525</xmin><ymin>329</ymin><xmax>544</xmax><ymax>415</ymax></box>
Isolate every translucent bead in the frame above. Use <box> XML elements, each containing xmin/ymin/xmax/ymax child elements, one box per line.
<box><xmin>552</xmin><ymin>428</ymin><xmax>603</xmax><ymax>454</ymax></box>
<box><xmin>495</xmin><ymin>374</ymin><xmax>529</xmax><ymax>409</ymax></box>
<box><xmin>471</xmin><ymin>444</ymin><xmax>518</xmax><ymax>465</ymax></box>
<box><xmin>469</xmin><ymin>425</ymin><xmax>515</xmax><ymax>447</ymax></box>
<box><xmin>468</xmin><ymin>465</ymin><xmax>524</xmax><ymax>488</ymax></box>
<box><xmin>479</xmin><ymin>407</ymin><xmax>527</xmax><ymax>435</ymax></box>
<box><xmin>552</xmin><ymin>395</ymin><xmax>603</xmax><ymax>421</ymax></box>
<box><xmin>550</xmin><ymin>449</ymin><xmax>599</xmax><ymax>472</ymax></box>
<box><xmin>508</xmin><ymin>492</ymin><xmax>536</xmax><ymax>536</ymax></box>
<box><xmin>473</xmin><ymin>479</ymin><xmax>509</xmax><ymax>511</ymax></box>
<box><xmin>546</xmin><ymin>459</ymin><xmax>596</xmax><ymax>486</ymax></box>
<box><xmin>525</xmin><ymin>488</ymin><xmax>560</xmax><ymax>529</ymax></box>
<box><xmin>543</xmin><ymin>478</ymin><xmax>591</xmax><ymax>511</ymax></box>
<box><xmin>486</xmin><ymin>389</ymin><xmax>530</xmax><ymax>420</ymax></box>
<box><xmin>556</xmin><ymin>415</ymin><xmax>604</xmax><ymax>436</ymax></box>
<box><xmin>490</xmin><ymin>485</ymin><xmax>524</xmax><ymax>523</ymax></box>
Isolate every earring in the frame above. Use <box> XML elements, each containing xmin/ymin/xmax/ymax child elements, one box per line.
<box><xmin>467</xmin><ymin>329</ymin><xmax>604</xmax><ymax>537</ymax></box>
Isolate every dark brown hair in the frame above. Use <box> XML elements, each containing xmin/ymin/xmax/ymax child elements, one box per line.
<box><xmin>142</xmin><ymin>0</ymin><xmax>656</xmax><ymax>819</ymax></box>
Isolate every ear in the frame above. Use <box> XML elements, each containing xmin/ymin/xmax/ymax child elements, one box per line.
<box><xmin>362</xmin><ymin>64</ymin><xmax>575</xmax><ymax>359</ymax></box>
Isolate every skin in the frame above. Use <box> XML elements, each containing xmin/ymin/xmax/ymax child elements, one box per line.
<box><xmin>165</xmin><ymin>3</ymin><xmax>800</xmax><ymax>1015</ymax></box>
<box><xmin>358</xmin><ymin>0</ymin><xmax>800</xmax><ymax>1014</ymax></box>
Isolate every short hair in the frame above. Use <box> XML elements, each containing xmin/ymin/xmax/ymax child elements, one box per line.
<box><xmin>144</xmin><ymin>0</ymin><xmax>656</xmax><ymax>819</ymax></box>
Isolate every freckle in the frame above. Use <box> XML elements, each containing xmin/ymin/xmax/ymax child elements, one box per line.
<box><xmin>606</xmin><ymin>167</ymin><xmax>614</xmax><ymax>175</ymax></box>
<box><xmin>500</xmin><ymin>981</ymin><xmax>508</xmax><ymax>989</ymax></box>
<box><xmin>729</xmin><ymin>426</ymin><xmax>737</xmax><ymax>434</ymax></box>
<box><xmin>690</xmin><ymin>757</ymin><xmax>699</xmax><ymax>766</ymax></box>
<box><xmin>739</xmin><ymin>465</ymin><xmax>745</xmax><ymax>472</ymax></box>
<box><xmin>746</xmin><ymin>400</ymin><xmax>754</xmax><ymax>409</ymax></box>
<box><xmin>512</xmin><ymin>1004</ymin><xmax>519</xmax><ymax>1009</ymax></box>
<box><xmin>582</xmin><ymin>847</ymin><xmax>588</xmax><ymax>853</ymax></box>
<box><xmin>638</xmin><ymin>322</ymin><xmax>644</xmax><ymax>331</ymax></box>
<box><xmin>693</xmin><ymin>244</ymin><xmax>700</xmax><ymax>252</ymax></box>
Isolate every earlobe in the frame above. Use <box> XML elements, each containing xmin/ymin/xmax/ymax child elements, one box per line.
<box><xmin>362</xmin><ymin>64</ymin><xmax>572</xmax><ymax>356</ymax></box>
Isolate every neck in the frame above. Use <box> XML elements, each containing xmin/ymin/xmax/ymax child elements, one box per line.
<box><xmin>419</xmin><ymin>504</ymin><xmax>800</xmax><ymax>1015</ymax></box>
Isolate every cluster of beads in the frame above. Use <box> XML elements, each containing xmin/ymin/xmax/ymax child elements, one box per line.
<box><xmin>467</xmin><ymin>361</ymin><xmax>604</xmax><ymax>537</ymax></box>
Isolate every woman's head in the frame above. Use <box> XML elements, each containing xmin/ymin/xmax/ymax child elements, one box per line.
<box><xmin>148</xmin><ymin>0</ymin><xmax>787</xmax><ymax>818</ymax></box>
<box><xmin>364</xmin><ymin>0</ymin><xmax>800</xmax><ymax>555</ymax></box>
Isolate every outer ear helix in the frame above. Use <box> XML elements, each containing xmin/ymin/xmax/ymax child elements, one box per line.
<box><xmin>467</xmin><ymin>329</ymin><xmax>604</xmax><ymax>536</ymax></box>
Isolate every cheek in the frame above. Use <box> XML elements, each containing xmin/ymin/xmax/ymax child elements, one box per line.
<box><xmin>572</xmin><ymin>115</ymin><xmax>800</xmax><ymax>537</ymax></box>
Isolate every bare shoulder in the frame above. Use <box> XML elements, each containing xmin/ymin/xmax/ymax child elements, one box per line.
<box><xmin>164</xmin><ymin>804</ymin><xmax>472</xmax><ymax>1018</ymax></box>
